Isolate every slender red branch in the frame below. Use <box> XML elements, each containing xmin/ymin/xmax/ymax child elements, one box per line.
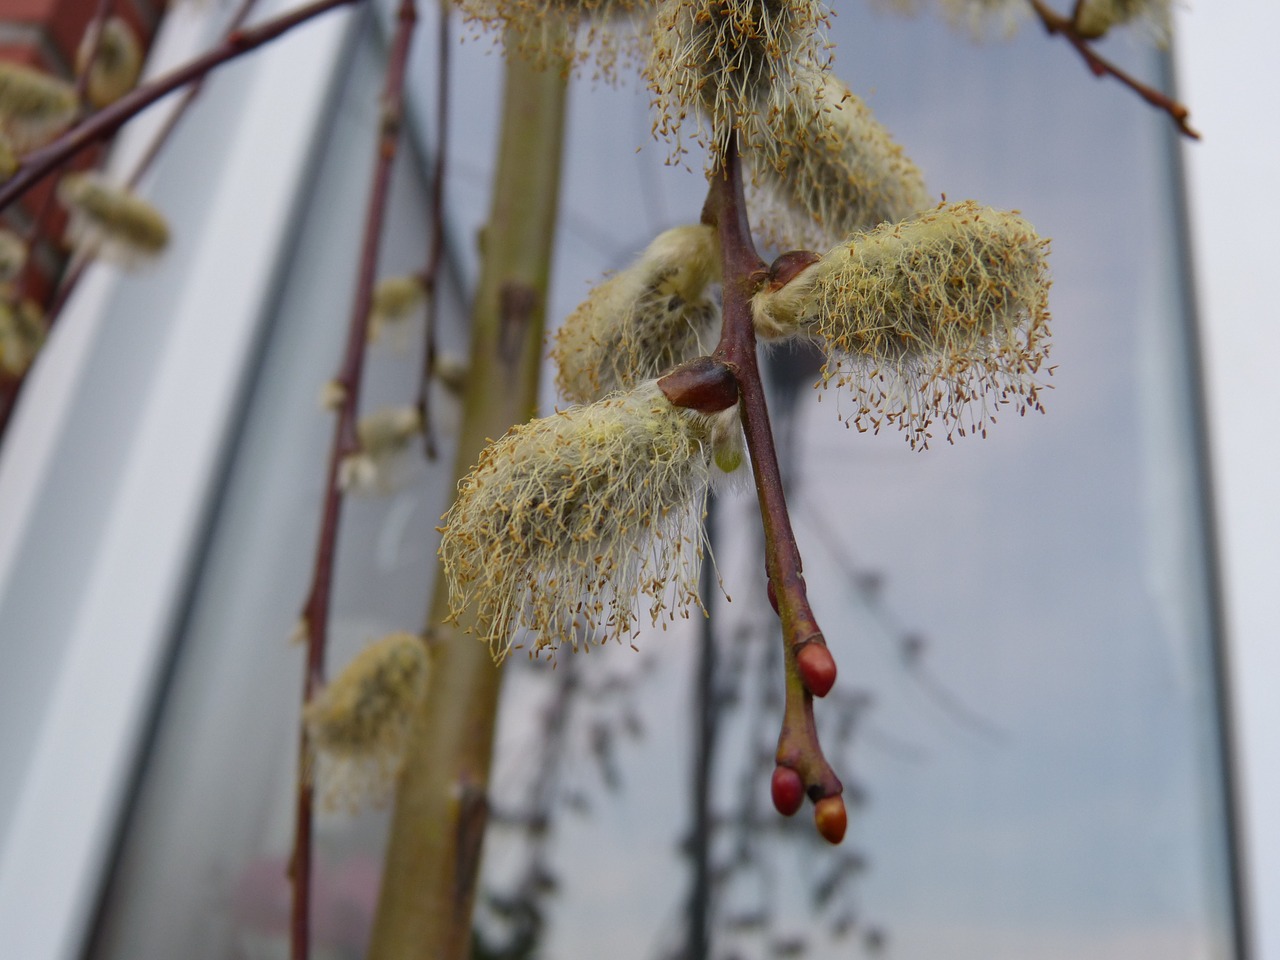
<box><xmin>701</xmin><ymin>133</ymin><xmax>845</xmax><ymax>841</ymax></box>
<box><xmin>290</xmin><ymin>1</ymin><xmax>418</xmax><ymax>956</ymax></box>
<box><xmin>416</xmin><ymin>0</ymin><xmax>450</xmax><ymax>459</ymax></box>
<box><xmin>0</xmin><ymin>0</ymin><xmax>363</xmax><ymax>214</ymax></box>
<box><xmin>1027</xmin><ymin>0</ymin><xmax>1199</xmax><ymax>139</ymax></box>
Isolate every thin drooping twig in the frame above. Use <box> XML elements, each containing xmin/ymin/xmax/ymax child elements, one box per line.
<box><xmin>0</xmin><ymin>0</ymin><xmax>363</xmax><ymax>214</ymax></box>
<box><xmin>289</xmin><ymin>1</ymin><xmax>417</xmax><ymax>957</ymax></box>
<box><xmin>1026</xmin><ymin>0</ymin><xmax>1199</xmax><ymax>139</ymax></box>
<box><xmin>416</xmin><ymin>0</ymin><xmax>450</xmax><ymax>459</ymax></box>
<box><xmin>701</xmin><ymin>132</ymin><xmax>845</xmax><ymax>841</ymax></box>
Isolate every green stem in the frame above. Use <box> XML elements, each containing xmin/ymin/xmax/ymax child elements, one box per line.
<box><xmin>366</xmin><ymin>29</ymin><xmax>569</xmax><ymax>960</ymax></box>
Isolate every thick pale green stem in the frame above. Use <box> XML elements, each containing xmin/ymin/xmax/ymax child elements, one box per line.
<box><xmin>366</xmin><ymin>31</ymin><xmax>569</xmax><ymax>960</ymax></box>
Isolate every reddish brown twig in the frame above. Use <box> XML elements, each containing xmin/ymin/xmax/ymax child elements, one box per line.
<box><xmin>1027</xmin><ymin>0</ymin><xmax>1199</xmax><ymax>139</ymax></box>
<box><xmin>0</xmin><ymin>0</ymin><xmax>363</xmax><ymax>214</ymax></box>
<box><xmin>415</xmin><ymin>0</ymin><xmax>450</xmax><ymax>459</ymax></box>
<box><xmin>701</xmin><ymin>133</ymin><xmax>846</xmax><ymax>843</ymax></box>
<box><xmin>289</xmin><ymin>0</ymin><xmax>418</xmax><ymax>957</ymax></box>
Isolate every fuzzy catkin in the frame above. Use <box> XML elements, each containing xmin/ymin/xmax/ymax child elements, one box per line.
<box><xmin>753</xmin><ymin>201</ymin><xmax>1051</xmax><ymax>448</ymax></box>
<box><xmin>0</xmin><ymin>62</ymin><xmax>77</xmax><ymax>151</ymax></box>
<box><xmin>367</xmin><ymin>274</ymin><xmax>426</xmax><ymax>343</ymax></box>
<box><xmin>553</xmin><ymin>224</ymin><xmax>721</xmax><ymax>404</ymax></box>
<box><xmin>1074</xmin><ymin>0</ymin><xmax>1170</xmax><ymax>42</ymax></box>
<box><xmin>77</xmin><ymin>17</ymin><xmax>143</xmax><ymax>108</ymax></box>
<box><xmin>458</xmin><ymin>0</ymin><xmax>652</xmax><ymax>79</ymax></box>
<box><xmin>647</xmin><ymin>0</ymin><xmax>831</xmax><ymax>160</ymax></box>
<box><xmin>304</xmin><ymin>632</ymin><xmax>429</xmax><ymax>810</ymax></box>
<box><xmin>440</xmin><ymin>381</ymin><xmax>717</xmax><ymax>660</ymax></box>
<box><xmin>745</xmin><ymin>66</ymin><xmax>931</xmax><ymax>250</ymax></box>
<box><xmin>58</xmin><ymin>173</ymin><xmax>169</xmax><ymax>264</ymax></box>
<box><xmin>0</xmin><ymin>298</ymin><xmax>44</xmax><ymax>376</ymax></box>
<box><xmin>0</xmin><ymin>229</ymin><xmax>27</xmax><ymax>284</ymax></box>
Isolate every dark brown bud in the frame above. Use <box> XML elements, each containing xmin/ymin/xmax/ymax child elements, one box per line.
<box><xmin>658</xmin><ymin>356</ymin><xmax>739</xmax><ymax>414</ymax></box>
<box><xmin>766</xmin><ymin>250</ymin><xmax>822</xmax><ymax>292</ymax></box>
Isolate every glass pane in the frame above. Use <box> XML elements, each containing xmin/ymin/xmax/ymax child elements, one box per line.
<box><xmin>90</xmin><ymin>5</ymin><xmax>1236</xmax><ymax>960</ymax></box>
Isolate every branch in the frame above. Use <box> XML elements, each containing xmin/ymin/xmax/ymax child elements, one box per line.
<box><xmin>0</xmin><ymin>0</ymin><xmax>362</xmax><ymax>213</ymax></box>
<box><xmin>702</xmin><ymin>133</ymin><xmax>846</xmax><ymax>844</ymax></box>
<box><xmin>415</xmin><ymin>0</ymin><xmax>450</xmax><ymax>459</ymax></box>
<box><xmin>290</xmin><ymin>0</ymin><xmax>418</xmax><ymax>957</ymax></box>
<box><xmin>1026</xmin><ymin>0</ymin><xmax>1199</xmax><ymax>139</ymax></box>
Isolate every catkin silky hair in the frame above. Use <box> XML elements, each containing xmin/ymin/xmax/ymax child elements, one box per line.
<box><xmin>552</xmin><ymin>224</ymin><xmax>721</xmax><ymax>404</ymax></box>
<box><xmin>753</xmin><ymin>201</ymin><xmax>1051</xmax><ymax>447</ymax></box>
<box><xmin>440</xmin><ymin>380</ymin><xmax>720</xmax><ymax>659</ymax></box>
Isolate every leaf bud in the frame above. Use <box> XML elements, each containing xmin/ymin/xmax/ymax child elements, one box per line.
<box><xmin>0</xmin><ymin>62</ymin><xmax>76</xmax><ymax>150</ymax></box>
<box><xmin>796</xmin><ymin>640</ymin><xmax>837</xmax><ymax>697</ymax></box>
<box><xmin>771</xmin><ymin>765</ymin><xmax>805</xmax><ymax>817</ymax></box>
<box><xmin>814</xmin><ymin>795</ymin><xmax>848</xmax><ymax>844</ymax></box>
<box><xmin>554</xmin><ymin>224</ymin><xmax>721</xmax><ymax>404</ymax></box>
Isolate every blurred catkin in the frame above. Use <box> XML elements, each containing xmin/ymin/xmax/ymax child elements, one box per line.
<box><xmin>1074</xmin><ymin>0</ymin><xmax>1170</xmax><ymax>42</ymax></box>
<box><xmin>753</xmin><ymin>201</ymin><xmax>1051</xmax><ymax>447</ymax></box>
<box><xmin>0</xmin><ymin>299</ymin><xmax>44</xmax><ymax>376</ymax></box>
<box><xmin>77</xmin><ymin>17</ymin><xmax>143</xmax><ymax>109</ymax></box>
<box><xmin>552</xmin><ymin>224</ymin><xmax>721</xmax><ymax>404</ymax></box>
<box><xmin>440</xmin><ymin>381</ymin><xmax>720</xmax><ymax>660</ymax></box>
<box><xmin>0</xmin><ymin>62</ymin><xmax>77</xmax><ymax>150</ymax></box>
<box><xmin>304</xmin><ymin>632</ymin><xmax>430</xmax><ymax>810</ymax></box>
<box><xmin>57</xmin><ymin>173</ymin><xmax>169</xmax><ymax>265</ymax></box>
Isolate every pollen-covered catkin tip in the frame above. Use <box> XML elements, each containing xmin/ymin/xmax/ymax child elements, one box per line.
<box><xmin>77</xmin><ymin>17</ymin><xmax>143</xmax><ymax>108</ymax></box>
<box><xmin>814</xmin><ymin>795</ymin><xmax>848</xmax><ymax>844</ymax></box>
<box><xmin>771</xmin><ymin>765</ymin><xmax>805</xmax><ymax>817</ymax></box>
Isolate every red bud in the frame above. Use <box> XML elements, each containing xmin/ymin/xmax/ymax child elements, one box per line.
<box><xmin>771</xmin><ymin>766</ymin><xmax>804</xmax><ymax>817</ymax></box>
<box><xmin>814</xmin><ymin>795</ymin><xmax>847</xmax><ymax>844</ymax></box>
<box><xmin>796</xmin><ymin>642</ymin><xmax>837</xmax><ymax>697</ymax></box>
<box><xmin>766</xmin><ymin>578</ymin><xmax>779</xmax><ymax>615</ymax></box>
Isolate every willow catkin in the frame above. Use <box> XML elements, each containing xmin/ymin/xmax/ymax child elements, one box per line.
<box><xmin>0</xmin><ymin>229</ymin><xmax>27</xmax><ymax>284</ymax></box>
<box><xmin>1074</xmin><ymin>0</ymin><xmax>1170</xmax><ymax>42</ymax></box>
<box><xmin>745</xmin><ymin>65</ymin><xmax>931</xmax><ymax>250</ymax></box>
<box><xmin>553</xmin><ymin>224</ymin><xmax>721</xmax><ymax>404</ymax></box>
<box><xmin>338</xmin><ymin>405</ymin><xmax>423</xmax><ymax>494</ymax></box>
<box><xmin>0</xmin><ymin>298</ymin><xmax>45</xmax><ymax>376</ymax></box>
<box><xmin>753</xmin><ymin>201</ymin><xmax>1052</xmax><ymax>448</ymax></box>
<box><xmin>458</xmin><ymin>0</ymin><xmax>652</xmax><ymax>79</ymax></box>
<box><xmin>77</xmin><ymin>17</ymin><xmax>143</xmax><ymax>109</ymax></box>
<box><xmin>58</xmin><ymin>173</ymin><xmax>169</xmax><ymax>265</ymax></box>
<box><xmin>304</xmin><ymin>632</ymin><xmax>430</xmax><ymax>810</ymax></box>
<box><xmin>367</xmin><ymin>273</ymin><xmax>426</xmax><ymax>344</ymax></box>
<box><xmin>647</xmin><ymin>0</ymin><xmax>831</xmax><ymax>160</ymax></box>
<box><xmin>0</xmin><ymin>62</ymin><xmax>77</xmax><ymax>151</ymax></box>
<box><xmin>440</xmin><ymin>381</ymin><xmax>721</xmax><ymax>660</ymax></box>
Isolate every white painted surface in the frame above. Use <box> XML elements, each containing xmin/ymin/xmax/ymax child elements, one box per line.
<box><xmin>1177</xmin><ymin>3</ymin><xmax>1280</xmax><ymax>958</ymax></box>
